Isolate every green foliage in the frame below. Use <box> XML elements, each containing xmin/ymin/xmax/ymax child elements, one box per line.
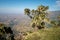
<box><xmin>37</xmin><ymin>5</ymin><xmax>49</xmax><ymax>11</ymax></box>
<box><xmin>24</xmin><ymin>5</ymin><xmax>49</xmax><ymax>29</ymax></box>
<box><xmin>0</xmin><ymin>23</ymin><xmax>5</xmax><ymax>35</ymax></box>
<box><xmin>24</xmin><ymin>8</ymin><xmax>30</xmax><ymax>15</ymax></box>
<box><xmin>0</xmin><ymin>23</ymin><xmax>5</xmax><ymax>29</ymax></box>
<box><xmin>57</xmin><ymin>16</ymin><xmax>60</xmax><ymax>26</ymax></box>
<box><xmin>50</xmin><ymin>21</ymin><xmax>57</xmax><ymax>26</ymax></box>
<box><xmin>57</xmin><ymin>20</ymin><xmax>60</xmax><ymax>26</ymax></box>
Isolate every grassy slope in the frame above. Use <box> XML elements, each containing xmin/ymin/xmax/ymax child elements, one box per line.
<box><xmin>24</xmin><ymin>26</ymin><xmax>60</xmax><ymax>40</ymax></box>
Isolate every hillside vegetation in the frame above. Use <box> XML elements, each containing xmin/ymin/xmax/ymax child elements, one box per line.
<box><xmin>0</xmin><ymin>5</ymin><xmax>60</xmax><ymax>40</ymax></box>
<box><xmin>24</xmin><ymin>26</ymin><xmax>60</xmax><ymax>40</ymax></box>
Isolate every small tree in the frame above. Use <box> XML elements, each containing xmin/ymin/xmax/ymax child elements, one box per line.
<box><xmin>24</xmin><ymin>5</ymin><xmax>49</xmax><ymax>29</ymax></box>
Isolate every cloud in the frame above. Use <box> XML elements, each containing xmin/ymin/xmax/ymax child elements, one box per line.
<box><xmin>56</xmin><ymin>0</ymin><xmax>60</xmax><ymax>7</ymax></box>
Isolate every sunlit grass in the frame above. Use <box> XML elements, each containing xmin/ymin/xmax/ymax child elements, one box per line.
<box><xmin>24</xmin><ymin>26</ymin><xmax>60</xmax><ymax>40</ymax></box>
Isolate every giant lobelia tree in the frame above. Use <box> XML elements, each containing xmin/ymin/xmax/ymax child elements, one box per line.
<box><xmin>24</xmin><ymin>5</ymin><xmax>49</xmax><ymax>29</ymax></box>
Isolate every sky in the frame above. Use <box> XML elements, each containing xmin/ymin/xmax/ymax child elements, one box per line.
<box><xmin>0</xmin><ymin>0</ymin><xmax>60</xmax><ymax>14</ymax></box>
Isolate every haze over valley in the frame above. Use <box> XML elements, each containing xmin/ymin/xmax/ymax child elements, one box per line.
<box><xmin>0</xmin><ymin>11</ymin><xmax>60</xmax><ymax>33</ymax></box>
